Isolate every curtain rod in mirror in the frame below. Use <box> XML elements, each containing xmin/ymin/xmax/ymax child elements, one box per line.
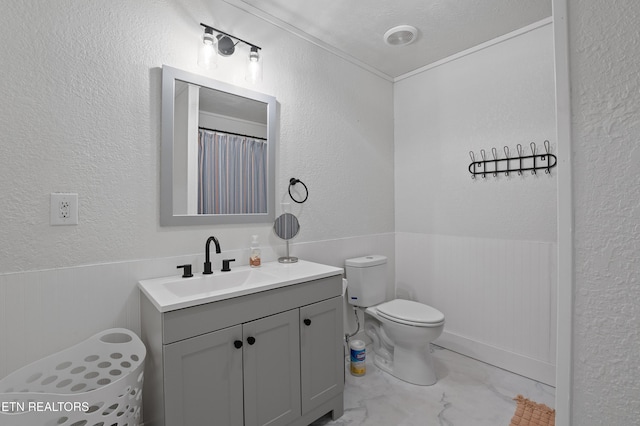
<box><xmin>198</xmin><ymin>126</ymin><xmax>267</xmax><ymax>141</ymax></box>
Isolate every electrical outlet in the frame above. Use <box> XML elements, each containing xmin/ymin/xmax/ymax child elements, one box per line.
<box><xmin>60</xmin><ymin>200</ymin><xmax>70</xmax><ymax>218</ymax></box>
<box><xmin>50</xmin><ymin>193</ymin><xmax>78</xmax><ymax>225</ymax></box>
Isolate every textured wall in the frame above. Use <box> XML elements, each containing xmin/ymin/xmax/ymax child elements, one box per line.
<box><xmin>0</xmin><ymin>0</ymin><xmax>394</xmax><ymax>274</ymax></box>
<box><xmin>569</xmin><ymin>0</ymin><xmax>640</xmax><ymax>423</ymax></box>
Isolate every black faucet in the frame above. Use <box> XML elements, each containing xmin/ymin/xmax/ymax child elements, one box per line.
<box><xmin>203</xmin><ymin>236</ymin><xmax>221</xmax><ymax>275</ymax></box>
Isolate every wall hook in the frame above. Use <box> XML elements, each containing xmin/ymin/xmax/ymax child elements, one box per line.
<box><xmin>544</xmin><ymin>140</ymin><xmax>551</xmax><ymax>173</ymax></box>
<box><xmin>543</xmin><ymin>140</ymin><xmax>550</xmax><ymax>160</ymax></box>
<box><xmin>503</xmin><ymin>146</ymin><xmax>510</xmax><ymax>176</ymax></box>
<box><xmin>469</xmin><ymin>152</ymin><xmax>477</xmax><ymax>179</ymax></box>
<box><xmin>516</xmin><ymin>144</ymin><xmax>524</xmax><ymax>175</ymax></box>
<box><xmin>491</xmin><ymin>147</ymin><xmax>498</xmax><ymax>177</ymax></box>
<box><xmin>530</xmin><ymin>142</ymin><xmax>537</xmax><ymax>175</ymax></box>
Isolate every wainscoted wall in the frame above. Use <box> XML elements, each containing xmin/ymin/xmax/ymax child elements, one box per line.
<box><xmin>0</xmin><ymin>233</ymin><xmax>394</xmax><ymax>380</ymax></box>
<box><xmin>394</xmin><ymin>22</ymin><xmax>557</xmax><ymax>385</ymax></box>
<box><xmin>396</xmin><ymin>233</ymin><xmax>556</xmax><ymax>385</ymax></box>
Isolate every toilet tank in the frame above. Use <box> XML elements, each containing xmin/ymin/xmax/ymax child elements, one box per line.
<box><xmin>345</xmin><ymin>255</ymin><xmax>387</xmax><ymax>307</ymax></box>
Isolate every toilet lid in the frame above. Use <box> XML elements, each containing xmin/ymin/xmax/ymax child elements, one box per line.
<box><xmin>376</xmin><ymin>299</ymin><xmax>444</xmax><ymax>325</ymax></box>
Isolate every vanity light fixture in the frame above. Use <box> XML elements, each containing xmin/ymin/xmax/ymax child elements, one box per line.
<box><xmin>199</xmin><ymin>23</ymin><xmax>263</xmax><ymax>83</ymax></box>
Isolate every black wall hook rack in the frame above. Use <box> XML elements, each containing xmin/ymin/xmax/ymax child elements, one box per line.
<box><xmin>468</xmin><ymin>140</ymin><xmax>557</xmax><ymax>179</ymax></box>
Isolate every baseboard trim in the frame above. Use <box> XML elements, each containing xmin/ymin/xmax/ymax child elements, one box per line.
<box><xmin>435</xmin><ymin>331</ymin><xmax>556</xmax><ymax>387</ymax></box>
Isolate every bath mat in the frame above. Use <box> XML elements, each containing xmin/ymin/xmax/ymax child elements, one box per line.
<box><xmin>509</xmin><ymin>395</ymin><xmax>555</xmax><ymax>426</ymax></box>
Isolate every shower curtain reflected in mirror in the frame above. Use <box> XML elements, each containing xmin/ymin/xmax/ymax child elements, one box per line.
<box><xmin>198</xmin><ymin>129</ymin><xmax>267</xmax><ymax>214</ymax></box>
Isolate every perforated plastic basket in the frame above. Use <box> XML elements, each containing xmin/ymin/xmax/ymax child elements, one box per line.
<box><xmin>0</xmin><ymin>328</ymin><xmax>146</xmax><ymax>426</ymax></box>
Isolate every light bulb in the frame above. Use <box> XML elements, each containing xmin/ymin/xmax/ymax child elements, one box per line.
<box><xmin>245</xmin><ymin>46</ymin><xmax>262</xmax><ymax>83</ymax></box>
<box><xmin>197</xmin><ymin>28</ymin><xmax>218</xmax><ymax>70</ymax></box>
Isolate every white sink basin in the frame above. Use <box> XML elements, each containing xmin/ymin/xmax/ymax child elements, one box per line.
<box><xmin>164</xmin><ymin>269</ymin><xmax>277</xmax><ymax>297</ymax></box>
<box><xmin>139</xmin><ymin>260</ymin><xmax>343</xmax><ymax>312</ymax></box>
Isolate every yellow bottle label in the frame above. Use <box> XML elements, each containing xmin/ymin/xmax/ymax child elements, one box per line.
<box><xmin>350</xmin><ymin>361</ymin><xmax>366</xmax><ymax>376</ymax></box>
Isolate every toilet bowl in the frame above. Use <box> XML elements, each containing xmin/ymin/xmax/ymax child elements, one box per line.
<box><xmin>345</xmin><ymin>255</ymin><xmax>445</xmax><ymax>386</ymax></box>
<box><xmin>365</xmin><ymin>299</ymin><xmax>444</xmax><ymax>385</ymax></box>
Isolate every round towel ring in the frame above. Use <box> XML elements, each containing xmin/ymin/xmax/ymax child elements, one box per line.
<box><xmin>288</xmin><ymin>178</ymin><xmax>309</xmax><ymax>204</ymax></box>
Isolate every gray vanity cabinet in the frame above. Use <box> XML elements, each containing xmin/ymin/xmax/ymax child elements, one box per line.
<box><xmin>299</xmin><ymin>297</ymin><xmax>343</xmax><ymax>414</ymax></box>
<box><xmin>243</xmin><ymin>308</ymin><xmax>301</xmax><ymax>426</ymax></box>
<box><xmin>165</xmin><ymin>310</ymin><xmax>301</xmax><ymax>426</ymax></box>
<box><xmin>141</xmin><ymin>275</ymin><xmax>345</xmax><ymax>426</ymax></box>
<box><xmin>164</xmin><ymin>325</ymin><xmax>244</xmax><ymax>426</ymax></box>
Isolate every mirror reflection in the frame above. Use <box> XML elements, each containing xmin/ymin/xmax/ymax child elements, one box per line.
<box><xmin>161</xmin><ymin>66</ymin><xmax>277</xmax><ymax>226</ymax></box>
<box><xmin>174</xmin><ymin>81</ymin><xmax>268</xmax><ymax>215</ymax></box>
<box><xmin>273</xmin><ymin>213</ymin><xmax>300</xmax><ymax>240</ymax></box>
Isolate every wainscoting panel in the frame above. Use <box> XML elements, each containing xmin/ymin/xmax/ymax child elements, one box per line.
<box><xmin>395</xmin><ymin>232</ymin><xmax>557</xmax><ymax>385</ymax></box>
<box><xmin>0</xmin><ymin>233</ymin><xmax>393</xmax><ymax>380</ymax></box>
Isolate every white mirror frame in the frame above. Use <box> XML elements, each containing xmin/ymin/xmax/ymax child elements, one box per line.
<box><xmin>160</xmin><ymin>65</ymin><xmax>277</xmax><ymax>226</ymax></box>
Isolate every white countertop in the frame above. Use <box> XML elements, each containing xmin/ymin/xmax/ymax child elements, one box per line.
<box><xmin>138</xmin><ymin>260</ymin><xmax>344</xmax><ymax>312</ymax></box>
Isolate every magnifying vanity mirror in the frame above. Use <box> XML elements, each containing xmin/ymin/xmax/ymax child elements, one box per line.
<box><xmin>273</xmin><ymin>213</ymin><xmax>300</xmax><ymax>263</ymax></box>
<box><xmin>160</xmin><ymin>65</ymin><xmax>277</xmax><ymax>225</ymax></box>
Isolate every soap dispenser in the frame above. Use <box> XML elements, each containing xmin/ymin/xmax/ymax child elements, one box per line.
<box><xmin>250</xmin><ymin>235</ymin><xmax>261</xmax><ymax>267</ymax></box>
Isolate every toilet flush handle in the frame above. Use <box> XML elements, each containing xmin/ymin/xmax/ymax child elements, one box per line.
<box><xmin>303</xmin><ymin>319</ymin><xmax>312</xmax><ymax>326</ymax></box>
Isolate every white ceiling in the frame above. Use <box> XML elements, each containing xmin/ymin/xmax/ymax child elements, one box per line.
<box><xmin>224</xmin><ymin>0</ymin><xmax>552</xmax><ymax>80</ymax></box>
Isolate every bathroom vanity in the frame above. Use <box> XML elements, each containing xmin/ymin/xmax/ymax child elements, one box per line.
<box><xmin>139</xmin><ymin>260</ymin><xmax>344</xmax><ymax>426</ymax></box>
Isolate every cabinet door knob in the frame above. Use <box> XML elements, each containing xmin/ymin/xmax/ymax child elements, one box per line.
<box><xmin>234</xmin><ymin>340</ymin><xmax>243</xmax><ymax>349</ymax></box>
<box><xmin>247</xmin><ymin>336</ymin><xmax>256</xmax><ymax>345</ymax></box>
<box><xmin>303</xmin><ymin>319</ymin><xmax>312</xmax><ymax>326</ymax></box>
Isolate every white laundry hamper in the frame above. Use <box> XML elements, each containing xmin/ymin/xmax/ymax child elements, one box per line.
<box><xmin>0</xmin><ymin>328</ymin><xmax>146</xmax><ymax>426</ymax></box>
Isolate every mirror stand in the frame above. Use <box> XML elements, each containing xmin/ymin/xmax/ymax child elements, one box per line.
<box><xmin>273</xmin><ymin>212</ymin><xmax>300</xmax><ymax>263</ymax></box>
<box><xmin>279</xmin><ymin>240</ymin><xmax>298</xmax><ymax>264</ymax></box>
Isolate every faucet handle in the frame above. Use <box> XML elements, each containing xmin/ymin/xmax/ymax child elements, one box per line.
<box><xmin>177</xmin><ymin>264</ymin><xmax>193</xmax><ymax>278</ymax></box>
<box><xmin>221</xmin><ymin>259</ymin><xmax>236</xmax><ymax>272</ymax></box>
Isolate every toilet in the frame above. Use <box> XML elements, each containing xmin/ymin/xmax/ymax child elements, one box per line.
<box><xmin>345</xmin><ymin>255</ymin><xmax>445</xmax><ymax>386</ymax></box>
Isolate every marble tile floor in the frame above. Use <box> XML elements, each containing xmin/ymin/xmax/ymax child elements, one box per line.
<box><xmin>311</xmin><ymin>345</ymin><xmax>555</xmax><ymax>426</ymax></box>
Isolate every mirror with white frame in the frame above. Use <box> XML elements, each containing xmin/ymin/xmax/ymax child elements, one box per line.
<box><xmin>161</xmin><ymin>65</ymin><xmax>277</xmax><ymax>225</ymax></box>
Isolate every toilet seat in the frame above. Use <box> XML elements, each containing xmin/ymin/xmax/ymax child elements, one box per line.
<box><xmin>376</xmin><ymin>299</ymin><xmax>444</xmax><ymax>327</ymax></box>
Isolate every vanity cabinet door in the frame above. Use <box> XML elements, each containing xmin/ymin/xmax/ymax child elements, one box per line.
<box><xmin>164</xmin><ymin>325</ymin><xmax>244</xmax><ymax>426</ymax></box>
<box><xmin>242</xmin><ymin>309</ymin><xmax>301</xmax><ymax>426</ymax></box>
<box><xmin>300</xmin><ymin>296</ymin><xmax>344</xmax><ymax>414</ymax></box>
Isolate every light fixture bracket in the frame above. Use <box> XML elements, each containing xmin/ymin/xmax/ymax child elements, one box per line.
<box><xmin>216</xmin><ymin>34</ymin><xmax>236</xmax><ymax>56</ymax></box>
<box><xmin>200</xmin><ymin>23</ymin><xmax>261</xmax><ymax>53</ymax></box>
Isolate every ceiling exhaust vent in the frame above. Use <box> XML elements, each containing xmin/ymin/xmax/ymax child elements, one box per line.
<box><xmin>383</xmin><ymin>25</ymin><xmax>418</xmax><ymax>46</ymax></box>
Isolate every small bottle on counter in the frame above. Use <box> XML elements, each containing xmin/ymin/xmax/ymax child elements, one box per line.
<box><xmin>249</xmin><ymin>235</ymin><xmax>261</xmax><ymax>267</ymax></box>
